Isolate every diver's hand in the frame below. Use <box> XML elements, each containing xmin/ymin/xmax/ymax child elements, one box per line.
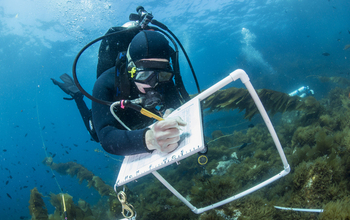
<box><xmin>145</xmin><ymin>117</ymin><xmax>187</xmax><ymax>153</ymax></box>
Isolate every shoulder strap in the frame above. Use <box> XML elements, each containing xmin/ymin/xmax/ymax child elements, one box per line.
<box><xmin>114</xmin><ymin>52</ymin><xmax>130</xmax><ymax>99</ymax></box>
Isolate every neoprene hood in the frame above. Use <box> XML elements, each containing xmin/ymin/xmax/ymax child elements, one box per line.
<box><xmin>128</xmin><ymin>30</ymin><xmax>170</xmax><ymax>62</ymax></box>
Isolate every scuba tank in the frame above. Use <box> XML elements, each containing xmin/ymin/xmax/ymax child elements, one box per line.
<box><xmin>289</xmin><ymin>86</ymin><xmax>314</xmax><ymax>98</ymax></box>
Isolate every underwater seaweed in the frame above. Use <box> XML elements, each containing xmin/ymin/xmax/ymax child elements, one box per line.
<box><xmin>316</xmin><ymin>76</ymin><xmax>350</xmax><ymax>87</ymax></box>
<box><xmin>29</xmin><ymin>187</ymin><xmax>48</xmax><ymax>220</ymax></box>
<box><xmin>194</xmin><ymin>84</ymin><xmax>350</xmax><ymax>219</ymax></box>
<box><xmin>33</xmin><ymin>83</ymin><xmax>350</xmax><ymax>220</ymax></box>
<box><xmin>42</xmin><ymin>158</ymin><xmax>115</xmax><ymax>198</ymax></box>
<box><xmin>320</xmin><ymin>196</ymin><xmax>350</xmax><ymax>220</ymax></box>
<box><xmin>42</xmin><ymin>158</ymin><xmax>123</xmax><ymax>218</ymax></box>
<box><xmin>202</xmin><ymin>87</ymin><xmax>316</xmax><ymax>120</ymax></box>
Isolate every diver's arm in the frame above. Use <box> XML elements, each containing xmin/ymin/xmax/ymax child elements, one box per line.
<box><xmin>92</xmin><ymin>69</ymin><xmax>151</xmax><ymax>156</ymax></box>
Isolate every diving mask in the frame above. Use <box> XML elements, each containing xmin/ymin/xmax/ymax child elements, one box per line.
<box><xmin>130</xmin><ymin>59</ymin><xmax>174</xmax><ymax>89</ymax></box>
<box><xmin>134</xmin><ymin>69</ymin><xmax>173</xmax><ymax>87</ymax></box>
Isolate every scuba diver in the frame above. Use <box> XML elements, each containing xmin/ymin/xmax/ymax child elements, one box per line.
<box><xmin>51</xmin><ymin>6</ymin><xmax>197</xmax><ymax>156</ymax></box>
<box><xmin>288</xmin><ymin>86</ymin><xmax>314</xmax><ymax>98</ymax></box>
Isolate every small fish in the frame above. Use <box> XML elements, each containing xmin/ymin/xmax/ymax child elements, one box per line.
<box><xmin>51</xmin><ymin>122</ymin><xmax>54</xmax><ymax>125</ymax></box>
<box><xmin>52</xmin><ymin>175</ymin><xmax>55</xmax><ymax>178</ymax></box>
<box><xmin>14</xmin><ymin>125</ymin><xmax>19</xmax><ymax>128</ymax></box>
<box><xmin>46</xmin><ymin>170</ymin><xmax>50</xmax><ymax>173</ymax></box>
<box><xmin>248</xmin><ymin>124</ymin><xmax>255</xmax><ymax>128</ymax></box>
<box><xmin>65</xmin><ymin>151</ymin><xmax>69</xmax><ymax>154</ymax></box>
<box><xmin>52</xmin><ymin>153</ymin><xmax>56</xmax><ymax>158</ymax></box>
<box><xmin>32</xmin><ymin>167</ymin><xmax>36</xmax><ymax>171</ymax></box>
<box><xmin>6</xmin><ymin>193</ymin><xmax>12</xmax><ymax>199</ymax></box>
<box><xmin>42</xmin><ymin>126</ymin><xmax>45</xmax><ymax>130</ymax></box>
<box><xmin>322</xmin><ymin>52</ymin><xmax>330</xmax><ymax>56</ymax></box>
<box><xmin>23</xmin><ymin>186</ymin><xmax>28</xmax><ymax>188</ymax></box>
<box><xmin>9</xmin><ymin>175</ymin><xmax>12</xmax><ymax>179</ymax></box>
<box><xmin>239</xmin><ymin>143</ymin><xmax>248</xmax><ymax>150</ymax></box>
<box><xmin>3</xmin><ymin>149</ymin><xmax>7</xmax><ymax>152</ymax></box>
<box><xmin>25</xmin><ymin>133</ymin><xmax>28</xmax><ymax>137</ymax></box>
<box><xmin>229</xmin><ymin>143</ymin><xmax>250</xmax><ymax>150</ymax></box>
<box><xmin>337</xmin><ymin>39</ymin><xmax>341</xmax><ymax>42</ymax></box>
<box><xmin>6</xmin><ymin>180</ymin><xmax>9</xmax><ymax>185</ymax></box>
<box><xmin>339</xmin><ymin>31</ymin><xmax>342</xmax><ymax>34</ymax></box>
<box><xmin>343</xmin><ymin>44</ymin><xmax>350</xmax><ymax>50</ymax></box>
<box><xmin>332</xmin><ymin>6</ymin><xmax>336</xmax><ymax>9</ymax></box>
<box><xmin>20</xmin><ymin>216</ymin><xmax>27</xmax><ymax>219</ymax></box>
<box><xmin>73</xmin><ymin>144</ymin><xmax>78</xmax><ymax>147</ymax></box>
<box><xmin>348</xmin><ymin>30</ymin><xmax>350</xmax><ymax>34</ymax></box>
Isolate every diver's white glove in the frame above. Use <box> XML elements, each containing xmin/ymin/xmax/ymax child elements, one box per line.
<box><xmin>145</xmin><ymin>110</ymin><xmax>186</xmax><ymax>153</ymax></box>
<box><xmin>162</xmin><ymin>108</ymin><xmax>174</xmax><ymax>118</ymax></box>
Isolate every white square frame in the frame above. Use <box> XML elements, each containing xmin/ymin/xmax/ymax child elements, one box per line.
<box><xmin>151</xmin><ymin>69</ymin><xmax>290</xmax><ymax>214</ymax></box>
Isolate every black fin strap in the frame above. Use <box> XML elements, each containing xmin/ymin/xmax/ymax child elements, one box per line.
<box><xmin>63</xmin><ymin>97</ymin><xmax>74</xmax><ymax>101</ymax></box>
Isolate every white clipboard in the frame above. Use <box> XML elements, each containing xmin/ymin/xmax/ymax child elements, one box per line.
<box><xmin>115</xmin><ymin>97</ymin><xmax>205</xmax><ymax>187</ymax></box>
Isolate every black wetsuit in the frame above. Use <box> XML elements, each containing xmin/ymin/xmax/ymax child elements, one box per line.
<box><xmin>92</xmin><ymin>66</ymin><xmax>182</xmax><ymax>156</ymax></box>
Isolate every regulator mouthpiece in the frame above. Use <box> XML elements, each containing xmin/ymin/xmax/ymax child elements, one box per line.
<box><xmin>140</xmin><ymin>90</ymin><xmax>163</xmax><ymax>110</ymax></box>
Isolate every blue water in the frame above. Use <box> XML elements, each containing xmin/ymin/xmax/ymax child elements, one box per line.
<box><xmin>1</xmin><ymin>0</ymin><xmax>350</xmax><ymax>219</ymax></box>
